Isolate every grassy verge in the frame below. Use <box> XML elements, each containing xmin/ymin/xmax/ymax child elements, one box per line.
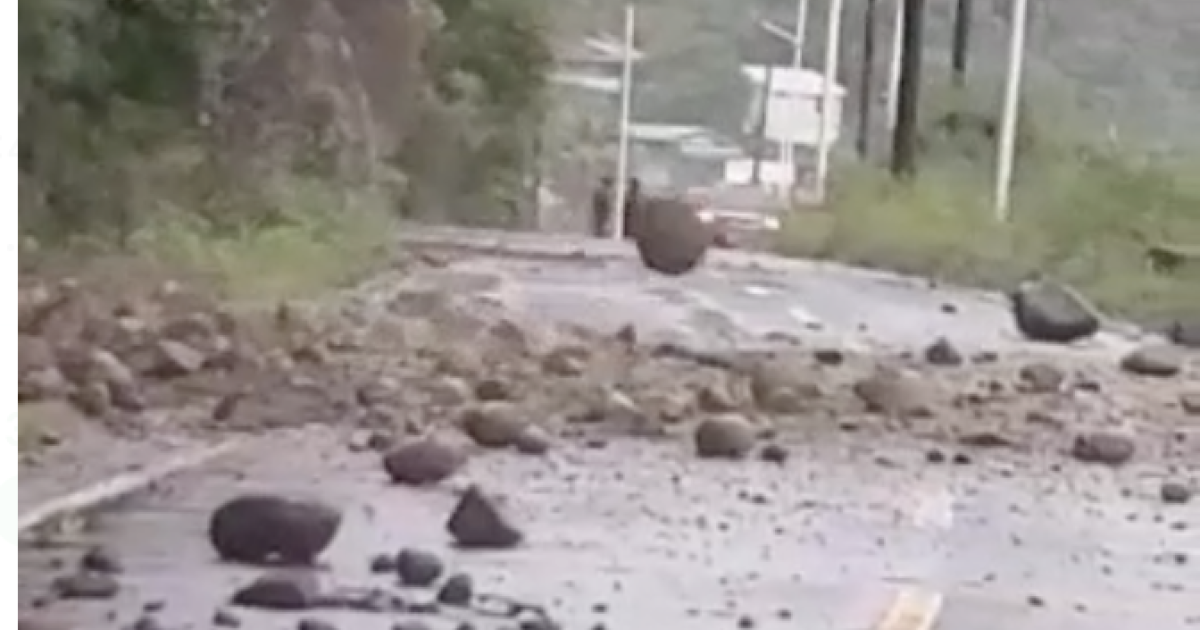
<box><xmin>128</xmin><ymin>177</ymin><xmax>397</xmax><ymax>303</ymax></box>
<box><xmin>775</xmin><ymin>148</ymin><xmax>1200</xmax><ymax>324</ymax></box>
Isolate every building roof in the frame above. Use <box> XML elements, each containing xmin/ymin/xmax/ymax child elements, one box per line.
<box><xmin>740</xmin><ymin>65</ymin><xmax>846</xmax><ymax>97</ymax></box>
<box><xmin>558</xmin><ymin>35</ymin><xmax>645</xmax><ymax>64</ymax></box>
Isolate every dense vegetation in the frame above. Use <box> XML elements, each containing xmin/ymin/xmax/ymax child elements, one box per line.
<box><xmin>20</xmin><ymin>0</ymin><xmax>553</xmax><ymax>295</ymax></box>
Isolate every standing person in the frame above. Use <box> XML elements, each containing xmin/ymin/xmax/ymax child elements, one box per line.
<box><xmin>621</xmin><ymin>176</ymin><xmax>641</xmax><ymax>239</ymax></box>
<box><xmin>591</xmin><ymin>176</ymin><xmax>614</xmax><ymax>237</ymax></box>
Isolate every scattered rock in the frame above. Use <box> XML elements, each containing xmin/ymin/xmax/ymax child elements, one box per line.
<box><xmin>460</xmin><ymin>402</ymin><xmax>524</xmax><ymax>449</ymax></box>
<box><xmin>759</xmin><ymin>443</ymin><xmax>789</xmax><ymax>464</ymax></box>
<box><xmin>695</xmin><ymin>383</ymin><xmax>740</xmax><ymax>413</ymax></box>
<box><xmin>71</xmin><ymin>381</ymin><xmax>113</xmax><ymax>417</ymax></box>
<box><xmin>369</xmin><ymin>553</ymin><xmax>398</xmax><ymax>574</ymax></box>
<box><xmin>812</xmin><ymin>348</ymin><xmax>845</xmax><ymax>366</ymax></box>
<box><xmin>853</xmin><ymin>369</ymin><xmax>933</xmax><ymax>418</ymax></box>
<box><xmin>382</xmin><ymin>436</ymin><xmax>467</xmax><ymax>485</ymax></box>
<box><xmin>694</xmin><ymin>415</ymin><xmax>756</xmax><ymax>460</ymax></box>
<box><xmin>231</xmin><ymin>572</ymin><xmax>321</xmax><ymax>611</ymax></box>
<box><xmin>53</xmin><ymin>571</ymin><xmax>120</xmax><ymax>599</ymax></box>
<box><xmin>513</xmin><ymin>425</ymin><xmax>553</xmax><ymax>456</ymax></box>
<box><xmin>1120</xmin><ymin>345</ymin><xmax>1183</xmax><ymax>378</ymax></box>
<box><xmin>151</xmin><ymin>340</ymin><xmax>207</xmax><ymax>377</ymax></box>
<box><xmin>1161</xmin><ymin>481</ymin><xmax>1193</xmax><ymax>505</ymax></box>
<box><xmin>924</xmin><ymin>338</ymin><xmax>964</xmax><ymax>366</ymax></box>
<box><xmin>631</xmin><ymin>196</ymin><xmax>712</xmax><ymax>275</ymax></box>
<box><xmin>541</xmin><ymin>346</ymin><xmax>587</xmax><ymax>377</ymax></box>
<box><xmin>212</xmin><ymin>609</ymin><xmax>241</xmax><ymax>627</ymax></box>
<box><xmin>473</xmin><ymin>378</ymin><xmax>514</xmax><ymax>401</ymax></box>
<box><xmin>1181</xmin><ymin>393</ymin><xmax>1200</xmax><ymax>416</ymax></box>
<box><xmin>748</xmin><ymin>358</ymin><xmax>821</xmax><ymax>413</ymax></box>
<box><xmin>80</xmin><ymin>546</ymin><xmax>122</xmax><ymax>574</ymax></box>
<box><xmin>1010</xmin><ymin>279</ymin><xmax>1100</xmax><ymax>343</ymax></box>
<box><xmin>297</xmin><ymin>618</ymin><xmax>337</xmax><ymax>630</ymax></box>
<box><xmin>427</xmin><ymin>376</ymin><xmax>474</xmax><ymax>407</ymax></box>
<box><xmin>958</xmin><ymin>431</ymin><xmax>1016</xmax><ymax>449</ymax></box>
<box><xmin>209</xmin><ymin>495</ymin><xmax>342</xmax><ymax>565</ymax></box>
<box><xmin>446</xmin><ymin>485</ymin><xmax>524</xmax><ymax>549</ymax></box>
<box><xmin>1071</xmin><ymin>430</ymin><xmax>1136</xmax><ymax>466</ymax></box>
<box><xmin>129</xmin><ymin>615</ymin><xmax>166</xmax><ymax>630</ymax></box>
<box><xmin>1017</xmin><ymin>362</ymin><xmax>1066</xmax><ymax>393</ymax></box>
<box><xmin>437</xmin><ymin>573</ymin><xmax>474</xmax><ymax>606</ymax></box>
<box><xmin>19</xmin><ymin>367</ymin><xmax>70</xmax><ymax>401</ymax></box>
<box><xmin>395</xmin><ymin>548</ymin><xmax>445</xmax><ymax>587</ymax></box>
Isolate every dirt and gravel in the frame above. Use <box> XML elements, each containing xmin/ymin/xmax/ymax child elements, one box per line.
<box><xmin>17</xmin><ymin>233</ymin><xmax>1200</xmax><ymax>629</ymax></box>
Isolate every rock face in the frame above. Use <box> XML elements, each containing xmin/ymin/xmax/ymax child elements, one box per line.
<box><xmin>631</xmin><ymin>196</ymin><xmax>712</xmax><ymax>276</ymax></box>
<box><xmin>382</xmin><ymin>436</ymin><xmax>466</xmax><ymax>485</ymax></box>
<box><xmin>1010</xmin><ymin>280</ymin><xmax>1100</xmax><ymax>343</ymax></box>
<box><xmin>209</xmin><ymin>495</ymin><xmax>342</xmax><ymax>565</ymax></box>
<box><xmin>446</xmin><ymin>485</ymin><xmax>523</xmax><ymax>549</ymax></box>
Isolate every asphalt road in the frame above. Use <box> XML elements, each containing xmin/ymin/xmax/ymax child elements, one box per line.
<box><xmin>19</xmin><ymin>231</ymin><xmax>1198</xmax><ymax>630</ymax></box>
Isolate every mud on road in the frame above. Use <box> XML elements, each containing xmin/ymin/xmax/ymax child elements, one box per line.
<box><xmin>18</xmin><ymin>236</ymin><xmax>1200</xmax><ymax>630</ymax></box>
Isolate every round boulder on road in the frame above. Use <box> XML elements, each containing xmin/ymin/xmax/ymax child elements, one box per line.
<box><xmin>209</xmin><ymin>494</ymin><xmax>342</xmax><ymax>565</ymax></box>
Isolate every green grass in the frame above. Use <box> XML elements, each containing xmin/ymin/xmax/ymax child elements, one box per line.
<box><xmin>128</xmin><ymin>176</ymin><xmax>397</xmax><ymax>303</ymax></box>
<box><xmin>775</xmin><ymin>147</ymin><xmax>1200</xmax><ymax>324</ymax></box>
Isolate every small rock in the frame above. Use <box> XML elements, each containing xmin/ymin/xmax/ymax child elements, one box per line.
<box><xmin>19</xmin><ymin>367</ymin><xmax>70</xmax><ymax>401</ymax></box>
<box><xmin>853</xmin><ymin>369</ymin><xmax>933</xmax><ymax>418</ymax></box>
<box><xmin>1168</xmin><ymin>319</ymin><xmax>1200</xmax><ymax>348</ymax></box>
<box><xmin>958</xmin><ymin>431</ymin><xmax>1016</xmax><ymax>449</ymax></box>
<box><xmin>382</xmin><ymin>436</ymin><xmax>467</xmax><ymax>485</ymax></box>
<box><xmin>349</xmin><ymin>429</ymin><xmax>394</xmax><ymax>453</ymax></box>
<box><xmin>392</xmin><ymin>622</ymin><xmax>432</xmax><ymax>630</ymax></box>
<box><xmin>615</xmin><ymin>324</ymin><xmax>637</xmax><ymax>344</ymax></box>
<box><xmin>695</xmin><ymin>383</ymin><xmax>740</xmax><ymax>412</ymax></box>
<box><xmin>541</xmin><ymin>347</ymin><xmax>587</xmax><ymax>377</ymax></box>
<box><xmin>231</xmin><ymin>571</ymin><xmax>321</xmax><ymax>610</ymax></box>
<box><xmin>1181</xmin><ymin>393</ymin><xmax>1200</xmax><ymax>416</ymax></box>
<box><xmin>369</xmin><ymin>553</ymin><xmax>397</xmax><ymax>574</ymax></box>
<box><xmin>446</xmin><ymin>485</ymin><xmax>524</xmax><ymax>549</ymax></box>
<box><xmin>759</xmin><ymin>443</ymin><xmax>789</xmax><ymax>464</ymax></box>
<box><xmin>1071</xmin><ymin>430</ymin><xmax>1136</xmax><ymax>466</ymax></box>
<box><xmin>437</xmin><ymin>573</ymin><xmax>474</xmax><ymax>606</ymax></box>
<box><xmin>924</xmin><ymin>338</ymin><xmax>964</xmax><ymax>366</ymax></box>
<box><xmin>1161</xmin><ymin>481</ymin><xmax>1193</xmax><ymax>505</ymax></box>
<box><xmin>1017</xmin><ymin>362</ymin><xmax>1065</xmax><ymax>393</ymax></box>
<box><xmin>694</xmin><ymin>415</ymin><xmax>756</xmax><ymax>460</ymax></box>
<box><xmin>212</xmin><ymin>609</ymin><xmax>241</xmax><ymax>627</ymax></box>
<box><xmin>513</xmin><ymin>425</ymin><xmax>553</xmax><ymax>455</ymax></box>
<box><xmin>80</xmin><ymin>546</ymin><xmax>122</xmax><ymax>574</ymax></box>
<box><xmin>297</xmin><ymin>618</ymin><xmax>337</xmax><ymax>630</ymax></box>
<box><xmin>129</xmin><ymin>615</ymin><xmax>165</xmax><ymax>630</ymax></box>
<box><xmin>812</xmin><ymin>348</ymin><xmax>845</xmax><ymax>366</ymax></box>
<box><xmin>212</xmin><ymin>391</ymin><xmax>245</xmax><ymax>422</ymax></box>
<box><xmin>427</xmin><ymin>376</ymin><xmax>474</xmax><ymax>407</ymax></box>
<box><xmin>151</xmin><ymin>340</ymin><xmax>207</xmax><ymax>377</ymax></box>
<box><xmin>395</xmin><ymin>548</ymin><xmax>445</xmax><ymax>587</ymax></box>
<box><xmin>460</xmin><ymin>402</ymin><xmax>524</xmax><ymax>449</ymax></box>
<box><xmin>53</xmin><ymin>571</ymin><xmax>120</xmax><ymax>599</ymax></box>
<box><xmin>71</xmin><ymin>381</ymin><xmax>113</xmax><ymax>417</ymax></box>
<box><xmin>1120</xmin><ymin>345</ymin><xmax>1183</xmax><ymax>378</ymax></box>
<box><xmin>209</xmin><ymin>494</ymin><xmax>342</xmax><ymax>565</ymax></box>
<box><xmin>1010</xmin><ymin>279</ymin><xmax>1100</xmax><ymax>343</ymax></box>
<box><xmin>356</xmin><ymin>380</ymin><xmax>395</xmax><ymax>407</ymax></box>
<box><xmin>473</xmin><ymin>378</ymin><xmax>514</xmax><ymax>401</ymax></box>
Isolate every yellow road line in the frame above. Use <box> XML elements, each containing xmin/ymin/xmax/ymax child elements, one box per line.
<box><xmin>876</xmin><ymin>587</ymin><xmax>945</xmax><ymax>630</ymax></box>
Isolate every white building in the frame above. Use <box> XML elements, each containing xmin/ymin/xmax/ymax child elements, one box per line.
<box><xmin>733</xmin><ymin>65</ymin><xmax>845</xmax><ymax>189</ymax></box>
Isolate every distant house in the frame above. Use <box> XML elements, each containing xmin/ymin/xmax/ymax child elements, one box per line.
<box><xmin>741</xmin><ymin>64</ymin><xmax>846</xmax><ymax>149</ymax></box>
<box><xmin>621</xmin><ymin>123</ymin><xmax>745</xmax><ymax>188</ymax></box>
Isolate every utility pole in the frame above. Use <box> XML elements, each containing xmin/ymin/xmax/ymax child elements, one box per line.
<box><xmin>994</xmin><ymin>0</ymin><xmax>1028</xmax><ymax>220</ymax></box>
<box><xmin>814</xmin><ymin>0</ymin><xmax>846</xmax><ymax>201</ymax></box>
<box><xmin>885</xmin><ymin>0</ymin><xmax>904</xmax><ymax>130</ymax></box>
<box><xmin>951</xmin><ymin>0</ymin><xmax>973</xmax><ymax>88</ymax></box>
<box><xmin>889</xmin><ymin>0</ymin><xmax>924</xmax><ymax>178</ymax></box>
<box><xmin>750</xmin><ymin>64</ymin><xmax>775</xmax><ymax>185</ymax></box>
<box><xmin>857</xmin><ymin>0</ymin><xmax>879</xmax><ymax>158</ymax></box>
<box><xmin>611</xmin><ymin>4</ymin><xmax>635</xmax><ymax>240</ymax></box>
<box><xmin>792</xmin><ymin>0</ymin><xmax>809</xmax><ymax>66</ymax></box>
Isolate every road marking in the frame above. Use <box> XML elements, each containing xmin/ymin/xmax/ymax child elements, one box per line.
<box><xmin>875</xmin><ymin>587</ymin><xmax>945</xmax><ymax>630</ymax></box>
<box><xmin>742</xmin><ymin>284</ymin><xmax>774</xmax><ymax>297</ymax></box>
<box><xmin>19</xmin><ymin>439</ymin><xmax>245</xmax><ymax>533</ymax></box>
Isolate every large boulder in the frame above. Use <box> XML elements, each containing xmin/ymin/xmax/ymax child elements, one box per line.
<box><xmin>630</xmin><ymin>196</ymin><xmax>712</xmax><ymax>276</ymax></box>
<box><xmin>208</xmin><ymin>495</ymin><xmax>342</xmax><ymax>565</ymax></box>
<box><xmin>1009</xmin><ymin>279</ymin><xmax>1101</xmax><ymax>343</ymax></box>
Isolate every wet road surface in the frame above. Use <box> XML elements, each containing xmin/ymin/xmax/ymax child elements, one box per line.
<box><xmin>21</xmin><ymin>232</ymin><xmax>1198</xmax><ymax>629</ymax></box>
